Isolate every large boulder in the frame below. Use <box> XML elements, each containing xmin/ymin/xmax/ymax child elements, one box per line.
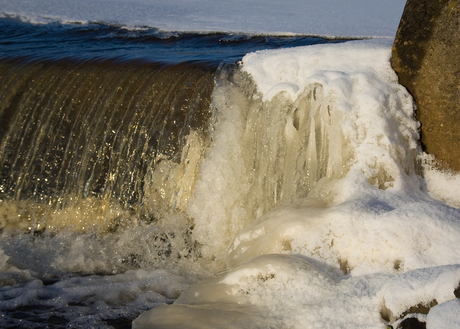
<box><xmin>392</xmin><ymin>0</ymin><xmax>460</xmax><ymax>171</ymax></box>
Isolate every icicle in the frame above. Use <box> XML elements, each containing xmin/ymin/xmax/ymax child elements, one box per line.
<box><xmin>307</xmin><ymin>115</ymin><xmax>317</xmax><ymax>188</ymax></box>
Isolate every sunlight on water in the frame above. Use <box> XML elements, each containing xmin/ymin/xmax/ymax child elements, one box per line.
<box><xmin>0</xmin><ymin>58</ymin><xmax>214</xmax><ymax>233</ymax></box>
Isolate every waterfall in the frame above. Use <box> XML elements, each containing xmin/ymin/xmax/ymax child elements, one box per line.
<box><xmin>0</xmin><ymin>42</ymin><xmax>420</xmax><ymax>267</ymax></box>
<box><xmin>0</xmin><ymin>57</ymin><xmax>215</xmax><ymax>232</ymax></box>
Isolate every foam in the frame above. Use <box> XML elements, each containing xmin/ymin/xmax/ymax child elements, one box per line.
<box><xmin>0</xmin><ymin>264</ymin><xmax>195</xmax><ymax>328</ymax></box>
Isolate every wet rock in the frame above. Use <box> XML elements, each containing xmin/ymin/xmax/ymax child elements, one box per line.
<box><xmin>392</xmin><ymin>0</ymin><xmax>460</xmax><ymax>171</ymax></box>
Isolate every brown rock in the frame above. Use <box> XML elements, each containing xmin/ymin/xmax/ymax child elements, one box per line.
<box><xmin>392</xmin><ymin>0</ymin><xmax>460</xmax><ymax>171</ymax></box>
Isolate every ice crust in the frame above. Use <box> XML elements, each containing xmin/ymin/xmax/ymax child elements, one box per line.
<box><xmin>134</xmin><ymin>39</ymin><xmax>460</xmax><ymax>328</ymax></box>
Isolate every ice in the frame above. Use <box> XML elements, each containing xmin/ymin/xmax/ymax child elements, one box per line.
<box><xmin>0</xmin><ymin>0</ymin><xmax>406</xmax><ymax>37</ymax></box>
<box><xmin>133</xmin><ymin>254</ymin><xmax>385</xmax><ymax>329</ymax></box>
<box><xmin>380</xmin><ymin>265</ymin><xmax>460</xmax><ymax>321</ymax></box>
<box><xmin>229</xmin><ymin>171</ymin><xmax>460</xmax><ymax>273</ymax></box>
<box><xmin>135</xmin><ymin>39</ymin><xmax>460</xmax><ymax>328</ymax></box>
<box><xmin>421</xmin><ymin>154</ymin><xmax>460</xmax><ymax>208</ymax></box>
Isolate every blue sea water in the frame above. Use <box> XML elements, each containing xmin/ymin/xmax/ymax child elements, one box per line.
<box><xmin>0</xmin><ymin>17</ymin><xmax>348</xmax><ymax>64</ymax></box>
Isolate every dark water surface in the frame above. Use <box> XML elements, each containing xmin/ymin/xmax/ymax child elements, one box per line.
<box><xmin>0</xmin><ymin>17</ymin><xmax>347</xmax><ymax>64</ymax></box>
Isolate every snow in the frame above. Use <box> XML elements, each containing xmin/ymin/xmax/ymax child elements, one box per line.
<box><xmin>134</xmin><ymin>39</ymin><xmax>460</xmax><ymax>328</ymax></box>
<box><xmin>0</xmin><ymin>0</ymin><xmax>406</xmax><ymax>37</ymax></box>
<box><xmin>427</xmin><ymin>299</ymin><xmax>460</xmax><ymax>329</ymax></box>
<box><xmin>380</xmin><ymin>265</ymin><xmax>460</xmax><ymax>321</ymax></box>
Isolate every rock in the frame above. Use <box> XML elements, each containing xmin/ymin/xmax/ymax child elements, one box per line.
<box><xmin>454</xmin><ymin>285</ymin><xmax>460</xmax><ymax>298</ymax></box>
<box><xmin>398</xmin><ymin>317</ymin><xmax>426</xmax><ymax>329</ymax></box>
<box><xmin>381</xmin><ymin>299</ymin><xmax>437</xmax><ymax>324</ymax></box>
<box><xmin>392</xmin><ymin>0</ymin><xmax>460</xmax><ymax>171</ymax></box>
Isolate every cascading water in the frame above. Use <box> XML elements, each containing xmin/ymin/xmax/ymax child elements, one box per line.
<box><xmin>0</xmin><ymin>57</ymin><xmax>215</xmax><ymax>234</ymax></box>
<box><xmin>0</xmin><ymin>55</ymin><xmax>352</xmax><ymax>262</ymax></box>
<box><xmin>0</xmin><ymin>49</ymin><xmax>359</xmax><ymax>327</ymax></box>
